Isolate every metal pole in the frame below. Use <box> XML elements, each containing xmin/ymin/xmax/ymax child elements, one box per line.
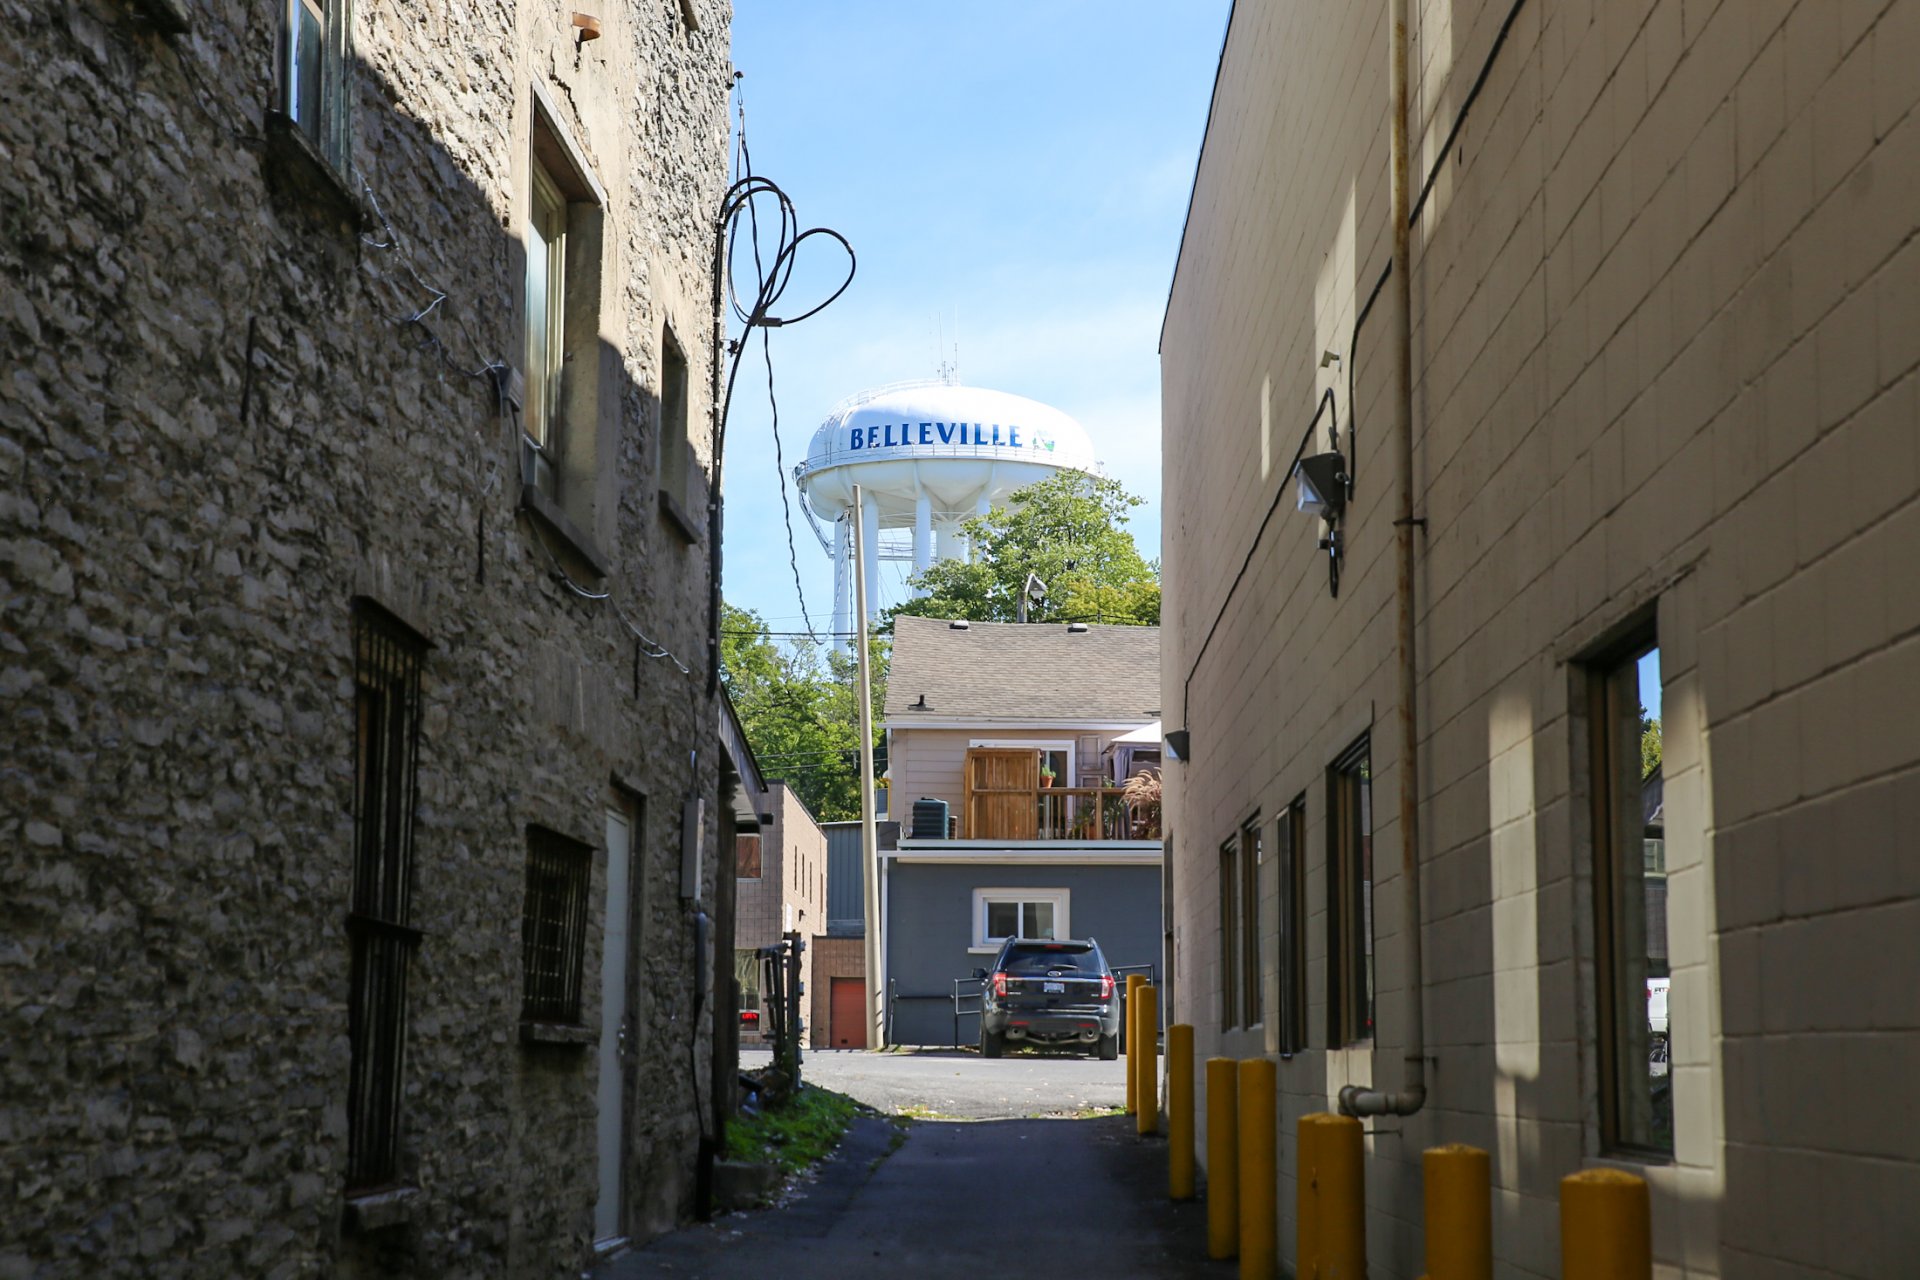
<box><xmin>1342</xmin><ymin>0</ymin><xmax>1428</xmax><ymax>1123</ymax></box>
<box><xmin>853</xmin><ymin>486</ymin><xmax>885</xmax><ymax>1049</ymax></box>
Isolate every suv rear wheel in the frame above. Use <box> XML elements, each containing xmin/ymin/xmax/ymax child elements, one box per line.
<box><xmin>981</xmin><ymin>1028</ymin><xmax>1004</xmax><ymax>1059</ymax></box>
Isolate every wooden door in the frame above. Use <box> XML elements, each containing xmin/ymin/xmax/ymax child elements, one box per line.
<box><xmin>964</xmin><ymin>747</ymin><xmax>1039</xmax><ymax>839</ymax></box>
<box><xmin>830</xmin><ymin>977</ymin><xmax>867</xmax><ymax>1049</ymax></box>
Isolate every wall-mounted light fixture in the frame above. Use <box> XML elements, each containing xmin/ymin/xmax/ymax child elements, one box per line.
<box><xmin>1164</xmin><ymin>729</ymin><xmax>1190</xmax><ymax>762</ymax></box>
<box><xmin>1295</xmin><ymin>450</ymin><xmax>1349</xmax><ymax>597</ymax></box>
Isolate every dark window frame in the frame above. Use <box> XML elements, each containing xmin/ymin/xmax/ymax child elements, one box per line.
<box><xmin>346</xmin><ymin>599</ymin><xmax>427</xmax><ymax>1193</ymax></box>
<box><xmin>1218</xmin><ymin>835</ymin><xmax>1239</xmax><ymax>1029</ymax></box>
<box><xmin>1239</xmin><ymin>816</ymin><xmax>1262</xmax><ymax>1028</ymax></box>
<box><xmin>279</xmin><ymin>0</ymin><xmax>353</xmax><ymax>169</ymax></box>
<box><xmin>1583</xmin><ymin>621</ymin><xmax>1673</xmax><ymax>1158</ymax></box>
<box><xmin>1327</xmin><ymin>736</ymin><xmax>1374</xmax><ymax>1048</ymax></box>
<box><xmin>520</xmin><ymin>827</ymin><xmax>594</xmax><ymax>1026</ymax></box>
<box><xmin>1276</xmin><ymin>799</ymin><xmax>1308</xmax><ymax>1056</ymax></box>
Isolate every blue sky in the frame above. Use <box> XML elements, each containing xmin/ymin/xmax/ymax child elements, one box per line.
<box><xmin>719</xmin><ymin>1</ymin><xmax>1230</xmax><ymax>635</ymax></box>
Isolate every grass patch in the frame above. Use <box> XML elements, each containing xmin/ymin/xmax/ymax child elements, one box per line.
<box><xmin>723</xmin><ymin>1084</ymin><xmax>864</xmax><ymax>1176</ymax></box>
<box><xmin>893</xmin><ymin>1103</ymin><xmax>954</xmax><ymax>1120</ymax></box>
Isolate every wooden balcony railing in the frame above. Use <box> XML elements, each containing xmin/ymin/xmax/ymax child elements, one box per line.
<box><xmin>959</xmin><ymin>785</ymin><xmax>1161</xmax><ymax>842</ymax></box>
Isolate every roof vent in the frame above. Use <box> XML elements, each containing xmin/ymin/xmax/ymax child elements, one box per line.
<box><xmin>948</xmin><ymin>620</ymin><xmax>970</xmax><ymax>630</ymax></box>
<box><xmin>1066</xmin><ymin>622</ymin><xmax>1090</xmax><ymax>634</ymax></box>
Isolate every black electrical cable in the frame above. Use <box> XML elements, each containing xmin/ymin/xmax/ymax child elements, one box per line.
<box><xmin>703</xmin><ymin>93</ymin><xmax>857</xmax><ymax>694</ymax></box>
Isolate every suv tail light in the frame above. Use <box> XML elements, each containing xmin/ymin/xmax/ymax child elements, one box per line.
<box><xmin>991</xmin><ymin>971</ymin><xmax>1008</xmax><ymax>997</ymax></box>
<box><xmin>1099</xmin><ymin>973</ymin><xmax>1115</xmax><ymax>1000</ymax></box>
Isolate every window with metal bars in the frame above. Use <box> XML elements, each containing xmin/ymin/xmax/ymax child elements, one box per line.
<box><xmin>521</xmin><ymin>827</ymin><xmax>593</xmax><ymax>1024</ymax></box>
<box><xmin>346</xmin><ymin>599</ymin><xmax>426</xmax><ymax>1193</ymax></box>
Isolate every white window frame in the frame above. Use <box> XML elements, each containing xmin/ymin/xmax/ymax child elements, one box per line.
<box><xmin>967</xmin><ymin>739</ymin><xmax>1075</xmax><ymax>787</ymax></box>
<box><xmin>970</xmin><ymin>887</ymin><xmax>1071</xmax><ymax>953</ymax></box>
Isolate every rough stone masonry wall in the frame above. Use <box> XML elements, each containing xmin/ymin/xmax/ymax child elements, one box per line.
<box><xmin>0</xmin><ymin>0</ymin><xmax>734</xmax><ymax>1275</ymax></box>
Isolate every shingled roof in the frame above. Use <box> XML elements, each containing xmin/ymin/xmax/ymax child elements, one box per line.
<box><xmin>884</xmin><ymin>614</ymin><xmax>1161</xmax><ymax>724</ymax></box>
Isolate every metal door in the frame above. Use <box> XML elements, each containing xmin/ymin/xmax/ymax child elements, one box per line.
<box><xmin>594</xmin><ymin>811</ymin><xmax>632</xmax><ymax>1246</ymax></box>
<box><xmin>830</xmin><ymin>977</ymin><xmax>867</xmax><ymax>1049</ymax></box>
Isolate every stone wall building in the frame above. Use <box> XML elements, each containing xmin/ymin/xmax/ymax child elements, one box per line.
<box><xmin>1162</xmin><ymin>1</ymin><xmax>1920</xmax><ymax>1276</ymax></box>
<box><xmin>1</xmin><ymin>0</ymin><xmax>737</xmax><ymax>1274</ymax></box>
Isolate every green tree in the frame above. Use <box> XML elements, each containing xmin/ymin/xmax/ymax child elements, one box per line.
<box><xmin>720</xmin><ymin>603</ymin><xmax>886</xmax><ymax>821</ymax></box>
<box><xmin>1641</xmin><ymin>713</ymin><xmax>1662</xmax><ymax>780</ymax></box>
<box><xmin>889</xmin><ymin>471</ymin><xmax>1160</xmax><ymax>627</ymax></box>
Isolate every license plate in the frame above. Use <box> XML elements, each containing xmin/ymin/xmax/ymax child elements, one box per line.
<box><xmin>1043</xmin><ymin>981</ymin><xmax>1065</xmax><ymax>993</ymax></box>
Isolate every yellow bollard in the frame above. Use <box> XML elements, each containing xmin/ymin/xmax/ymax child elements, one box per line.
<box><xmin>1135</xmin><ymin>985</ymin><xmax>1160</xmax><ymax>1135</ymax></box>
<box><xmin>1561</xmin><ymin>1168</ymin><xmax>1650</xmax><ymax>1280</ymax></box>
<box><xmin>1424</xmin><ymin>1144</ymin><xmax>1491</xmax><ymax>1280</ymax></box>
<box><xmin>1124</xmin><ymin>973</ymin><xmax>1147</xmax><ymax>1112</ymax></box>
<box><xmin>1295</xmin><ymin>1114</ymin><xmax>1323</xmax><ymax>1275</ymax></box>
<box><xmin>1297</xmin><ymin>1112</ymin><xmax>1365</xmax><ymax>1279</ymax></box>
<box><xmin>1206</xmin><ymin>1058</ymin><xmax>1239</xmax><ymax>1260</ymax></box>
<box><xmin>1168</xmin><ymin>1024</ymin><xmax>1196</xmax><ymax>1200</ymax></box>
<box><xmin>1237</xmin><ymin>1059</ymin><xmax>1278</xmax><ymax>1280</ymax></box>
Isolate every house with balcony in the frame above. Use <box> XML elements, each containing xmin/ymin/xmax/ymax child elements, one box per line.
<box><xmin>880</xmin><ymin>615</ymin><xmax>1163</xmax><ymax>1046</ymax></box>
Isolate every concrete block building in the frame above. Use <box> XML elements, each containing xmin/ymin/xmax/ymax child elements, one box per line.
<box><xmin>1161</xmin><ymin>1</ymin><xmax>1920</xmax><ymax>1275</ymax></box>
<box><xmin>1</xmin><ymin>0</ymin><xmax>736</xmax><ymax>1274</ymax></box>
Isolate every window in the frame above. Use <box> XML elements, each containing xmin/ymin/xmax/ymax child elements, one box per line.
<box><xmin>658</xmin><ymin>326</ymin><xmax>695</xmax><ymax>523</ymax></box>
<box><xmin>1240</xmin><ymin>819</ymin><xmax>1263</xmax><ymax>1026</ymax></box>
<box><xmin>280</xmin><ymin>0</ymin><xmax>350</xmax><ymax>168</ymax></box>
<box><xmin>346</xmin><ymin>600</ymin><xmax>426</xmax><ymax>1192</ymax></box>
<box><xmin>521</xmin><ymin>828</ymin><xmax>593</xmax><ymax>1025</ymax></box>
<box><xmin>972</xmin><ymin>888</ymin><xmax>1069</xmax><ymax>951</ymax></box>
<box><xmin>1587</xmin><ymin>632</ymin><xmax>1673</xmax><ymax>1155</ymax></box>
<box><xmin>519</xmin><ymin>95</ymin><xmax>607</xmax><ymax>551</ymax></box>
<box><xmin>735</xmin><ymin>951</ymin><xmax>762</xmax><ymax>1014</ymax></box>
<box><xmin>1218</xmin><ymin>836</ymin><xmax>1239</xmax><ymax>1028</ymax></box>
<box><xmin>1276</xmin><ymin>800</ymin><xmax>1308</xmax><ymax>1055</ymax></box>
<box><xmin>1328</xmin><ymin>738</ymin><xmax>1374</xmax><ymax>1046</ymax></box>
<box><xmin>523</xmin><ymin>159</ymin><xmax>568</xmax><ymax>470</ymax></box>
<box><xmin>735</xmin><ymin>832</ymin><xmax>762</xmax><ymax>879</ymax></box>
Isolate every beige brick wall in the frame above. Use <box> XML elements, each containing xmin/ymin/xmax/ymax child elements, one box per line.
<box><xmin>1163</xmin><ymin>2</ymin><xmax>1920</xmax><ymax>1275</ymax></box>
<box><xmin>736</xmin><ymin>783</ymin><xmax>827</xmax><ymax>1044</ymax></box>
<box><xmin>807</xmin><ymin>935</ymin><xmax>867</xmax><ymax>1049</ymax></box>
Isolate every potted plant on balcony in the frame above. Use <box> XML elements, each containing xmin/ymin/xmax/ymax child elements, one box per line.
<box><xmin>1038</xmin><ymin>764</ymin><xmax>1056</xmax><ymax>788</ymax></box>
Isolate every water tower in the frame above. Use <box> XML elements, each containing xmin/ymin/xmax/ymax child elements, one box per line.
<box><xmin>795</xmin><ymin>380</ymin><xmax>1098</xmax><ymax>642</ymax></box>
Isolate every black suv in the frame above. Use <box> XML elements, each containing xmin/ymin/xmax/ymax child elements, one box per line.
<box><xmin>975</xmin><ymin>937</ymin><xmax>1120</xmax><ymax>1060</ymax></box>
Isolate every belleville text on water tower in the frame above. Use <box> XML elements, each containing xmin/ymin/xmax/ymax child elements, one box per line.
<box><xmin>794</xmin><ymin>379</ymin><xmax>1098</xmax><ymax>640</ymax></box>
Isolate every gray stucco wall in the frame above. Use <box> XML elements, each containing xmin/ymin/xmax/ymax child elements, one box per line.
<box><xmin>883</xmin><ymin>860</ymin><xmax>1161</xmax><ymax>1046</ymax></box>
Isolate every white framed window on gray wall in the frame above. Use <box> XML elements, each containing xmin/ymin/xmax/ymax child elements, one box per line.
<box><xmin>972</xmin><ymin>888</ymin><xmax>1069</xmax><ymax>951</ymax></box>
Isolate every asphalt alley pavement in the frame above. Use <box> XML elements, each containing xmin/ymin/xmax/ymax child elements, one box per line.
<box><xmin>599</xmin><ymin>1112</ymin><xmax>1234</xmax><ymax>1280</ymax></box>
<box><xmin>740</xmin><ymin>1046</ymin><xmax>1128</xmax><ymax>1120</ymax></box>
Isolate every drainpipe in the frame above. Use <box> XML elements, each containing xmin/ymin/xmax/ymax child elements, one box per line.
<box><xmin>1341</xmin><ymin>0</ymin><xmax>1426</xmax><ymax>1121</ymax></box>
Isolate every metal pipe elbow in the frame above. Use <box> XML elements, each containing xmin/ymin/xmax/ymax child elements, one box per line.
<box><xmin>1337</xmin><ymin>1081</ymin><xmax>1427</xmax><ymax>1118</ymax></box>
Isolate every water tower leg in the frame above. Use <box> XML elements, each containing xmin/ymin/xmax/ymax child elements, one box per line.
<box><xmin>936</xmin><ymin>520</ymin><xmax>959</xmax><ymax>563</ymax></box>
<box><xmin>861</xmin><ymin>492</ymin><xmax>881</xmax><ymax>625</ymax></box>
<box><xmin>912</xmin><ymin>491</ymin><xmax>932</xmax><ymax>588</ymax></box>
<box><xmin>832</xmin><ymin>517</ymin><xmax>851</xmax><ymax>652</ymax></box>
